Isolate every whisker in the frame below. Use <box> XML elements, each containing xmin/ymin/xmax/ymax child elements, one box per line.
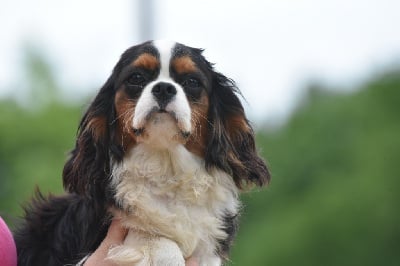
<box><xmin>191</xmin><ymin>108</ymin><xmax>212</xmax><ymax>127</ymax></box>
<box><xmin>110</xmin><ymin>103</ymin><xmax>136</xmax><ymax>125</ymax></box>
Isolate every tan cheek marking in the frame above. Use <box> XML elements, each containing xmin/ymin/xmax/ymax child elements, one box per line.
<box><xmin>132</xmin><ymin>53</ymin><xmax>159</xmax><ymax>70</ymax></box>
<box><xmin>114</xmin><ymin>89</ymin><xmax>138</xmax><ymax>150</ymax></box>
<box><xmin>172</xmin><ymin>56</ymin><xmax>197</xmax><ymax>74</ymax></box>
<box><xmin>185</xmin><ymin>92</ymin><xmax>209</xmax><ymax>157</ymax></box>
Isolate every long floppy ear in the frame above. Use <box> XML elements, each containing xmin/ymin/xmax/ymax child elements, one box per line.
<box><xmin>206</xmin><ymin>72</ymin><xmax>270</xmax><ymax>189</ymax></box>
<box><xmin>62</xmin><ymin>74</ymin><xmax>123</xmax><ymax>199</ymax></box>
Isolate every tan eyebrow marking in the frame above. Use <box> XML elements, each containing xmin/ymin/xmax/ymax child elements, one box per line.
<box><xmin>172</xmin><ymin>56</ymin><xmax>198</xmax><ymax>74</ymax></box>
<box><xmin>132</xmin><ymin>53</ymin><xmax>160</xmax><ymax>70</ymax></box>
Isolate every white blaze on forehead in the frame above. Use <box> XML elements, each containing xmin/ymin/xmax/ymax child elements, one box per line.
<box><xmin>153</xmin><ymin>40</ymin><xmax>176</xmax><ymax>79</ymax></box>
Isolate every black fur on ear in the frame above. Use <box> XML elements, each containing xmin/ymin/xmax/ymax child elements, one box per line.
<box><xmin>62</xmin><ymin>43</ymin><xmax>156</xmax><ymax>200</ymax></box>
<box><xmin>62</xmin><ymin>73</ymin><xmax>123</xmax><ymax>200</ymax></box>
<box><xmin>206</xmin><ymin>72</ymin><xmax>271</xmax><ymax>189</ymax></box>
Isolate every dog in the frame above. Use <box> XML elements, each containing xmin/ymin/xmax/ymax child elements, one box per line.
<box><xmin>14</xmin><ymin>40</ymin><xmax>270</xmax><ymax>266</ymax></box>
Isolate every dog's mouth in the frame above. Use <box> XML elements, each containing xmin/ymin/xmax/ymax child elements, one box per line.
<box><xmin>132</xmin><ymin>107</ymin><xmax>191</xmax><ymax>140</ymax></box>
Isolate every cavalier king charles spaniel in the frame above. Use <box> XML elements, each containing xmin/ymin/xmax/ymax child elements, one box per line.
<box><xmin>14</xmin><ymin>40</ymin><xmax>270</xmax><ymax>266</ymax></box>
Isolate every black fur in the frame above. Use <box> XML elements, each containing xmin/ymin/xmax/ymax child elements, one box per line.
<box><xmin>206</xmin><ymin>71</ymin><xmax>270</xmax><ymax>189</ymax></box>
<box><xmin>63</xmin><ymin>58</ymin><xmax>123</xmax><ymax>199</ymax></box>
<box><xmin>14</xmin><ymin>50</ymin><xmax>129</xmax><ymax>266</ymax></box>
<box><xmin>14</xmin><ymin>191</ymin><xmax>109</xmax><ymax>266</ymax></box>
<box><xmin>217</xmin><ymin>212</ymin><xmax>240</xmax><ymax>260</ymax></box>
<box><xmin>177</xmin><ymin>45</ymin><xmax>271</xmax><ymax>188</ymax></box>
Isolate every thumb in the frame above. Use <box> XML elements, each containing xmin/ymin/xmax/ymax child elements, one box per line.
<box><xmin>102</xmin><ymin>218</ymin><xmax>128</xmax><ymax>247</ymax></box>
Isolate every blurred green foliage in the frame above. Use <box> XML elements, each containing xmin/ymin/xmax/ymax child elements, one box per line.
<box><xmin>0</xmin><ymin>50</ymin><xmax>399</xmax><ymax>265</ymax></box>
<box><xmin>0</xmin><ymin>101</ymin><xmax>80</xmax><ymax>220</ymax></box>
<box><xmin>0</xmin><ymin>47</ymin><xmax>82</xmax><ymax>224</ymax></box>
<box><xmin>230</xmin><ymin>70</ymin><xmax>400</xmax><ymax>265</ymax></box>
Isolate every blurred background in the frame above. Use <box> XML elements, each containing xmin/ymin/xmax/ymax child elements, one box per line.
<box><xmin>1</xmin><ymin>0</ymin><xmax>399</xmax><ymax>265</ymax></box>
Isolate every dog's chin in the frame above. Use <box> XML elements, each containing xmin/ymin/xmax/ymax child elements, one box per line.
<box><xmin>134</xmin><ymin>112</ymin><xmax>190</xmax><ymax>149</ymax></box>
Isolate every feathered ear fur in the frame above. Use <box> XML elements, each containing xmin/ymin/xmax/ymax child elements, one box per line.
<box><xmin>62</xmin><ymin>74</ymin><xmax>122</xmax><ymax>199</ymax></box>
<box><xmin>62</xmin><ymin>47</ymin><xmax>143</xmax><ymax>199</ymax></box>
<box><xmin>206</xmin><ymin>72</ymin><xmax>270</xmax><ymax>189</ymax></box>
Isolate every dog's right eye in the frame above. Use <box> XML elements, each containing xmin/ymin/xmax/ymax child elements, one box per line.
<box><xmin>127</xmin><ymin>73</ymin><xmax>146</xmax><ymax>86</ymax></box>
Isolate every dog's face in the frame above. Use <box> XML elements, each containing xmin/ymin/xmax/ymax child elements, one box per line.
<box><xmin>63</xmin><ymin>40</ymin><xmax>270</xmax><ymax>199</ymax></box>
<box><xmin>114</xmin><ymin>40</ymin><xmax>212</xmax><ymax>155</ymax></box>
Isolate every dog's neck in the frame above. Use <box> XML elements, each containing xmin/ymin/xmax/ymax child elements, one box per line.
<box><xmin>112</xmin><ymin>143</ymin><xmax>212</xmax><ymax>203</ymax></box>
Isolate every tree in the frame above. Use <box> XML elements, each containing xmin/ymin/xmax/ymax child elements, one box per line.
<box><xmin>230</xmin><ymin>69</ymin><xmax>400</xmax><ymax>265</ymax></box>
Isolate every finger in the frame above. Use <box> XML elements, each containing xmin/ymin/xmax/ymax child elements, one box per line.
<box><xmin>104</xmin><ymin>218</ymin><xmax>128</xmax><ymax>244</ymax></box>
<box><xmin>185</xmin><ymin>256</ymin><xmax>199</xmax><ymax>266</ymax></box>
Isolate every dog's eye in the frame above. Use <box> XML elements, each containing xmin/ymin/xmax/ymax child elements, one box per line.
<box><xmin>182</xmin><ymin>78</ymin><xmax>201</xmax><ymax>88</ymax></box>
<box><xmin>181</xmin><ymin>77</ymin><xmax>203</xmax><ymax>100</ymax></box>
<box><xmin>127</xmin><ymin>73</ymin><xmax>146</xmax><ymax>86</ymax></box>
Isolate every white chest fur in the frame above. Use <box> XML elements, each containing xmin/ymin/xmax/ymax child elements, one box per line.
<box><xmin>110</xmin><ymin>144</ymin><xmax>239</xmax><ymax>265</ymax></box>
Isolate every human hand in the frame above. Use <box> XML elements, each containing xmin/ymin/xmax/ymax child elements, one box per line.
<box><xmin>84</xmin><ymin>218</ymin><xmax>127</xmax><ymax>266</ymax></box>
<box><xmin>185</xmin><ymin>256</ymin><xmax>199</xmax><ymax>266</ymax></box>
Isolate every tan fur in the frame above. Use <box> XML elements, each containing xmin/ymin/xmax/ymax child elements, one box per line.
<box><xmin>132</xmin><ymin>53</ymin><xmax>160</xmax><ymax>70</ymax></box>
<box><xmin>172</xmin><ymin>56</ymin><xmax>197</xmax><ymax>74</ymax></box>
<box><xmin>185</xmin><ymin>92</ymin><xmax>209</xmax><ymax>157</ymax></box>
<box><xmin>86</xmin><ymin>115</ymin><xmax>107</xmax><ymax>141</ymax></box>
<box><xmin>114</xmin><ymin>89</ymin><xmax>138</xmax><ymax>150</ymax></box>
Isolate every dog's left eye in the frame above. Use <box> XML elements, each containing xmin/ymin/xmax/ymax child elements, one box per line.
<box><xmin>127</xmin><ymin>73</ymin><xmax>146</xmax><ymax>86</ymax></box>
<box><xmin>181</xmin><ymin>78</ymin><xmax>201</xmax><ymax>88</ymax></box>
<box><xmin>181</xmin><ymin>77</ymin><xmax>203</xmax><ymax>100</ymax></box>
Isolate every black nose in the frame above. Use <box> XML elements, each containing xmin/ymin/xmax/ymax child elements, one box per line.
<box><xmin>152</xmin><ymin>82</ymin><xmax>177</xmax><ymax>109</ymax></box>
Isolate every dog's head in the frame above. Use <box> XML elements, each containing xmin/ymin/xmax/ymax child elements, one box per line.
<box><xmin>63</xmin><ymin>40</ymin><xmax>270</xmax><ymax>199</ymax></box>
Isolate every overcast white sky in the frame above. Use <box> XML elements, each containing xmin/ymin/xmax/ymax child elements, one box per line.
<box><xmin>1</xmin><ymin>0</ymin><xmax>400</xmax><ymax>124</ymax></box>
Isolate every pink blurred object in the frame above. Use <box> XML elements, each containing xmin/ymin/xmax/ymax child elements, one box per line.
<box><xmin>0</xmin><ymin>217</ymin><xmax>17</xmax><ymax>266</ymax></box>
